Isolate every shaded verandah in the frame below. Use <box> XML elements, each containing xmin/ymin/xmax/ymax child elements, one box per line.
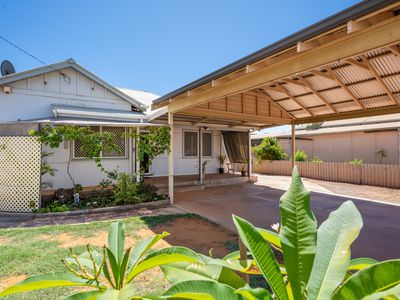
<box><xmin>149</xmin><ymin>0</ymin><xmax>400</xmax><ymax>204</ymax></box>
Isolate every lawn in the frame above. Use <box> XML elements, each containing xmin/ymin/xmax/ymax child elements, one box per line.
<box><xmin>0</xmin><ymin>213</ymin><xmax>237</xmax><ymax>299</ymax></box>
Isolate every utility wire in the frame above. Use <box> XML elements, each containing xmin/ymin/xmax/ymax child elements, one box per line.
<box><xmin>0</xmin><ymin>34</ymin><xmax>70</xmax><ymax>83</ymax></box>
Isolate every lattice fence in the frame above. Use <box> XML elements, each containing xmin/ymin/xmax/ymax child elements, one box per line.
<box><xmin>0</xmin><ymin>136</ymin><xmax>41</xmax><ymax>212</ymax></box>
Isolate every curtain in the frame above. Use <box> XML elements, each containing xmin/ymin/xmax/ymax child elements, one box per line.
<box><xmin>222</xmin><ymin>131</ymin><xmax>249</xmax><ymax>163</ymax></box>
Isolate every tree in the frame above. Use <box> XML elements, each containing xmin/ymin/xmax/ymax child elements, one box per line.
<box><xmin>294</xmin><ymin>149</ymin><xmax>308</xmax><ymax>161</ymax></box>
<box><xmin>252</xmin><ymin>137</ymin><xmax>287</xmax><ymax>162</ymax></box>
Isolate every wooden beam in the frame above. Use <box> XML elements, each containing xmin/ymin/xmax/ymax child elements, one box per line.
<box><xmin>249</xmin><ymin>90</ymin><xmax>295</xmax><ymax>120</ymax></box>
<box><xmin>228</xmin><ymin>121</ymin><xmax>247</xmax><ymax>128</ymax></box>
<box><xmin>308</xmin><ymin>69</ymin><xmax>333</xmax><ymax>80</ymax></box>
<box><xmin>360</xmin><ymin>54</ymin><xmax>399</xmax><ymax>105</ymax></box>
<box><xmin>388</xmin><ymin>45</ymin><xmax>400</xmax><ymax>56</ymax></box>
<box><xmin>297</xmin><ymin>40</ymin><xmax>320</xmax><ymax>53</ymax></box>
<box><xmin>346</xmin><ymin>58</ymin><xmax>370</xmax><ymax>71</ymax></box>
<box><xmin>167</xmin><ymin>17</ymin><xmax>400</xmax><ymax>113</ymax></box>
<box><xmin>296</xmin><ymin>104</ymin><xmax>400</xmax><ymax>124</ymax></box>
<box><xmin>347</xmin><ymin>20</ymin><xmax>369</xmax><ymax>34</ymax></box>
<box><xmin>325</xmin><ymin>66</ymin><xmax>366</xmax><ymax>109</ymax></box>
<box><xmin>297</xmin><ymin>77</ymin><xmax>337</xmax><ymax>113</ymax></box>
<box><xmin>274</xmin><ymin>82</ymin><xmax>314</xmax><ymax>116</ymax></box>
<box><xmin>191</xmin><ymin>117</ymin><xmax>211</xmax><ymax>125</ymax></box>
<box><xmin>182</xmin><ymin>107</ymin><xmax>292</xmax><ymax>124</ymax></box>
<box><xmin>282</xmin><ymin>78</ymin><xmax>307</xmax><ymax>87</ymax></box>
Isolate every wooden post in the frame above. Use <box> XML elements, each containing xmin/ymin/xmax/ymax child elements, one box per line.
<box><xmin>168</xmin><ymin>113</ymin><xmax>174</xmax><ymax>205</ymax></box>
<box><xmin>291</xmin><ymin>122</ymin><xmax>296</xmax><ymax>170</ymax></box>
<box><xmin>199</xmin><ymin>127</ymin><xmax>203</xmax><ymax>184</ymax></box>
<box><xmin>135</xmin><ymin>127</ymin><xmax>141</xmax><ymax>183</ymax></box>
<box><xmin>238</xmin><ymin>237</ymin><xmax>249</xmax><ymax>283</ymax></box>
<box><xmin>248</xmin><ymin>130</ymin><xmax>252</xmax><ymax>177</ymax></box>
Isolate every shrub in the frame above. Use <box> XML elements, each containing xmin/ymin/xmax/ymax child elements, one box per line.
<box><xmin>252</xmin><ymin>137</ymin><xmax>287</xmax><ymax>161</ymax></box>
<box><xmin>294</xmin><ymin>149</ymin><xmax>308</xmax><ymax>161</ymax></box>
<box><xmin>348</xmin><ymin>158</ymin><xmax>363</xmax><ymax>165</ymax></box>
<box><xmin>311</xmin><ymin>156</ymin><xmax>323</xmax><ymax>163</ymax></box>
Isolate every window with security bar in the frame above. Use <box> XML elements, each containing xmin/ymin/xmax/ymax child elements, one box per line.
<box><xmin>73</xmin><ymin>126</ymin><xmax>127</xmax><ymax>159</ymax></box>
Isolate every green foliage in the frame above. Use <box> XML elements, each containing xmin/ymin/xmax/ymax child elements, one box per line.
<box><xmin>375</xmin><ymin>148</ymin><xmax>388</xmax><ymax>164</ymax></box>
<box><xmin>30</xmin><ymin>125</ymin><xmax>120</xmax><ymax>185</ymax></box>
<box><xmin>347</xmin><ymin>158</ymin><xmax>363</xmax><ymax>165</ymax></box>
<box><xmin>217</xmin><ymin>154</ymin><xmax>227</xmax><ymax>167</ymax></box>
<box><xmin>0</xmin><ymin>221</ymin><xmax>204</xmax><ymax>299</ymax></box>
<box><xmin>252</xmin><ymin>137</ymin><xmax>287</xmax><ymax>161</ymax></box>
<box><xmin>294</xmin><ymin>149</ymin><xmax>308</xmax><ymax>161</ymax></box>
<box><xmin>113</xmin><ymin>172</ymin><xmax>162</xmax><ymax>205</ymax></box>
<box><xmin>129</xmin><ymin>127</ymin><xmax>170</xmax><ymax>174</ymax></box>
<box><xmin>311</xmin><ymin>156</ymin><xmax>323</xmax><ymax>163</ymax></box>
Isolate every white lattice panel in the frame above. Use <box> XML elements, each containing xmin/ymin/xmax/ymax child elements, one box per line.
<box><xmin>0</xmin><ymin>136</ymin><xmax>41</xmax><ymax>212</ymax></box>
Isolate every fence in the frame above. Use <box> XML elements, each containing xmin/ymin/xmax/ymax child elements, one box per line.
<box><xmin>0</xmin><ymin>136</ymin><xmax>41</xmax><ymax>212</ymax></box>
<box><xmin>253</xmin><ymin>160</ymin><xmax>400</xmax><ymax>188</ymax></box>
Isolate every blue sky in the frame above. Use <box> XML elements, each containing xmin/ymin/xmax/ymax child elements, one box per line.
<box><xmin>0</xmin><ymin>0</ymin><xmax>359</xmax><ymax>132</ymax></box>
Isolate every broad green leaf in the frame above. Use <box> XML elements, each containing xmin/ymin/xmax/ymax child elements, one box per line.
<box><xmin>64</xmin><ymin>290</ymin><xmax>105</xmax><ymax>300</ymax></box>
<box><xmin>118</xmin><ymin>247</ymin><xmax>131</xmax><ymax>288</ymax></box>
<box><xmin>235</xmin><ymin>285</ymin><xmax>273</xmax><ymax>300</ymax></box>
<box><xmin>97</xmin><ymin>285</ymin><xmax>136</xmax><ymax>300</ymax></box>
<box><xmin>333</xmin><ymin>259</ymin><xmax>400</xmax><ymax>300</ymax></box>
<box><xmin>126</xmin><ymin>252</ymin><xmax>200</xmax><ymax>282</ymax></box>
<box><xmin>163</xmin><ymin>280</ymin><xmax>242</xmax><ymax>300</ymax></box>
<box><xmin>128</xmin><ymin>231</ymin><xmax>170</xmax><ymax>271</ymax></box>
<box><xmin>106</xmin><ymin>248</ymin><xmax>120</xmax><ymax>288</ymax></box>
<box><xmin>306</xmin><ymin>201</ymin><xmax>363</xmax><ymax>300</ymax></box>
<box><xmin>136</xmin><ymin>293</ymin><xmax>214</xmax><ymax>300</ymax></box>
<box><xmin>161</xmin><ymin>261</ymin><xmax>246</xmax><ymax>289</ymax></box>
<box><xmin>233</xmin><ymin>215</ymin><xmax>288</xmax><ymax>300</ymax></box>
<box><xmin>279</xmin><ymin>166</ymin><xmax>317</xmax><ymax>300</ymax></box>
<box><xmin>258</xmin><ymin>228</ymin><xmax>282</xmax><ymax>251</ymax></box>
<box><xmin>363</xmin><ymin>283</ymin><xmax>400</xmax><ymax>300</ymax></box>
<box><xmin>108</xmin><ymin>221</ymin><xmax>125</xmax><ymax>265</ymax></box>
<box><xmin>347</xmin><ymin>258</ymin><xmax>378</xmax><ymax>272</ymax></box>
<box><xmin>0</xmin><ymin>272</ymin><xmax>101</xmax><ymax>297</ymax></box>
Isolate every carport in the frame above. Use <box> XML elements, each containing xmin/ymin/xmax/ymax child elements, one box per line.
<box><xmin>151</xmin><ymin>0</ymin><xmax>400</xmax><ymax>203</ymax></box>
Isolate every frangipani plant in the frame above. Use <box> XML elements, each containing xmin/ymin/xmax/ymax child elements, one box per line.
<box><xmin>156</xmin><ymin>167</ymin><xmax>400</xmax><ymax>299</ymax></box>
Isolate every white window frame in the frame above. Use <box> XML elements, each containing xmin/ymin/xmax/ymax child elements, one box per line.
<box><xmin>72</xmin><ymin>126</ymin><xmax>128</xmax><ymax>160</ymax></box>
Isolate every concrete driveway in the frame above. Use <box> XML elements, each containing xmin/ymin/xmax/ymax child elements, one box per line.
<box><xmin>175</xmin><ymin>181</ymin><xmax>400</xmax><ymax>261</ymax></box>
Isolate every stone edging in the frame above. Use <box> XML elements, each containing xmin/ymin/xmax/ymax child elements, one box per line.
<box><xmin>0</xmin><ymin>199</ymin><xmax>170</xmax><ymax>217</ymax></box>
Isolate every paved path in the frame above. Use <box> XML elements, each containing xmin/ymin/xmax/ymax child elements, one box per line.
<box><xmin>175</xmin><ymin>182</ymin><xmax>400</xmax><ymax>261</ymax></box>
<box><xmin>0</xmin><ymin>205</ymin><xmax>184</xmax><ymax>228</ymax></box>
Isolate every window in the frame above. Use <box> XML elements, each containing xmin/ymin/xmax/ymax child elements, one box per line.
<box><xmin>183</xmin><ymin>131</ymin><xmax>198</xmax><ymax>157</ymax></box>
<box><xmin>202</xmin><ymin>132</ymin><xmax>212</xmax><ymax>157</ymax></box>
<box><xmin>73</xmin><ymin>126</ymin><xmax>127</xmax><ymax>159</ymax></box>
<box><xmin>183</xmin><ymin>130</ymin><xmax>213</xmax><ymax>157</ymax></box>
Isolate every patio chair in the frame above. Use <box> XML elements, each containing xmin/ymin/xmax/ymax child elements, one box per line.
<box><xmin>226</xmin><ymin>162</ymin><xmax>235</xmax><ymax>174</ymax></box>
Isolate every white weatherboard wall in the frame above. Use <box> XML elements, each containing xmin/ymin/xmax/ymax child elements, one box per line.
<box><xmin>0</xmin><ymin>67</ymin><xmax>131</xmax><ymax>122</ymax></box>
<box><xmin>151</xmin><ymin>125</ymin><xmax>225</xmax><ymax>176</ymax></box>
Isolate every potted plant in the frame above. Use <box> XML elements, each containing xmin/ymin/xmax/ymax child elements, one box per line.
<box><xmin>217</xmin><ymin>154</ymin><xmax>226</xmax><ymax>174</ymax></box>
<box><xmin>197</xmin><ymin>160</ymin><xmax>209</xmax><ymax>180</ymax></box>
<box><xmin>240</xmin><ymin>159</ymin><xmax>248</xmax><ymax>177</ymax></box>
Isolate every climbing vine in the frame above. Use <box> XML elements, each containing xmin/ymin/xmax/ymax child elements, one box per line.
<box><xmin>30</xmin><ymin>125</ymin><xmax>119</xmax><ymax>186</ymax></box>
<box><xmin>128</xmin><ymin>126</ymin><xmax>170</xmax><ymax>174</ymax></box>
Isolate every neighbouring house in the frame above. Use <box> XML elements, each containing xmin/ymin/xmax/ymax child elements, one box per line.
<box><xmin>252</xmin><ymin>114</ymin><xmax>400</xmax><ymax>164</ymax></box>
<box><xmin>0</xmin><ymin>59</ymin><xmax>247</xmax><ymax>193</ymax></box>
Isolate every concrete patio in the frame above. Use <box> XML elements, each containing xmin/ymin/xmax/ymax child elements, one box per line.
<box><xmin>175</xmin><ymin>180</ymin><xmax>400</xmax><ymax>261</ymax></box>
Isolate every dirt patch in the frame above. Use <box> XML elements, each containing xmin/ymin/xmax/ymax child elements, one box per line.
<box><xmin>151</xmin><ymin>218</ymin><xmax>236</xmax><ymax>257</ymax></box>
<box><xmin>0</xmin><ymin>275</ymin><xmax>27</xmax><ymax>291</ymax></box>
<box><xmin>0</xmin><ymin>237</ymin><xmax>11</xmax><ymax>246</ymax></box>
<box><xmin>36</xmin><ymin>231</ymin><xmax>135</xmax><ymax>248</ymax></box>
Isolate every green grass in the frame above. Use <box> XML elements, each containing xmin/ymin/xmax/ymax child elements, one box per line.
<box><xmin>0</xmin><ymin>213</ymin><xmax>216</xmax><ymax>299</ymax></box>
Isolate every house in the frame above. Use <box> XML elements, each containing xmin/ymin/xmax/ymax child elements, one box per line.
<box><xmin>0</xmin><ymin>59</ymin><xmax>241</xmax><ymax>191</ymax></box>
<box><xmin>252</xmin><ymin>114</ymin><xmax>400</xmax><ymax>164</ymax></box>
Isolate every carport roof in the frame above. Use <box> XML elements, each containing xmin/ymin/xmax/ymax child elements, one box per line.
<box><xmin>152</xmin><ymin>0</ymin><xmax>400</xmax><ymax>129</ymax></box>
